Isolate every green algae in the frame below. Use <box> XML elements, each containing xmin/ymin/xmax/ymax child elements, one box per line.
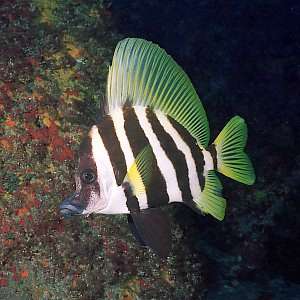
<box><xmin>2</xmin><ymin>173</ymin><xmax>20</xmax><ymax>193</ymax></box>
<box><xmin>32</xmin><ymin>0</ymin><xmax>60</xmax><ymax>25</ymax></box>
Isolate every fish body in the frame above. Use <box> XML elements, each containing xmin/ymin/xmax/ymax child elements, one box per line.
<box><xmin>83</xmin><ymin>105</ymin><xmax>208</xmax><ymax>214</ymax></box>
<box><xmin>60</xmin><ymin>38</ymin><xmax>255</xmax><ymax>257</ymax></box>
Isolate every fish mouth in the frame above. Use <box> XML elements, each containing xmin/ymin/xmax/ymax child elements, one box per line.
<box><xmin>59</xmin><ymin>193</ymin><xmax>83</xmax><ymax>217</ymax></box>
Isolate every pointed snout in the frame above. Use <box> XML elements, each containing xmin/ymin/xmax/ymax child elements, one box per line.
<box><xmin>59</xmin><ymin>193</ymin><xmax>84</xmax><ymax>217</ymax></box>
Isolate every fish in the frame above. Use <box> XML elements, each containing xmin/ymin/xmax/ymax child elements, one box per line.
<box><xmin>59</xmin><ymin>38</ymin><xmax>255</xmax><ymax>257</ymax></box>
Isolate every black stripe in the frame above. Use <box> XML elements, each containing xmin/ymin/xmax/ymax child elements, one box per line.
<box><xmin>207</xmin><ymin>143</ymin><xmax>218</xmax><ymax>170</ymax></box>
<box><xmin>167</xmin><ymin>116</ymin><xmax>205</xmax><ymax>190</ymax></box>
<box><xmin>97</xmin><ymin>115</ymin><xmax>127</xmax><ymax>185</ymax></box>
<box><xmin>78</xmin><ymin>135</ymin><xmax>101</xmax><ymax>209</ymax></box>
<box><xmin>147</xmin><ymin>109</ymin><xmax>193</xmax><ymax>203</ymax></box>
<box><xmin>123</xmin><ymin>106</ymin><xmax>169</xmax><ymax>208</ymax></box>
<box><xmin>122</xmin><ymin>182</ymin><xmax>140</xmax><ymax>213</ymax></box>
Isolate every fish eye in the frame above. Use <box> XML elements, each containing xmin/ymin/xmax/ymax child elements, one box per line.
<box><xmin>80</xmin><ymin>169</ymin><xmax>96</xmax><ymax>184</ymax></box>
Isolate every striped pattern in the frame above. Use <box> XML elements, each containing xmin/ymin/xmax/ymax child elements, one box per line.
<box><xmin>97</xmin><ymin>116</ymin><xmax>126</xmax><ymax>185</ymax></box>
<box><xmin>155</xmin><ymin>112</ymin><xmax>202</xmax><ymax>200</ymax></box>
<box><xmin>93</xmin><ymin>105</ymin><xmax>205</xmax><ymax>213</ymax></box>
<box><xmin>146</xmin><ymin>109</ymin><xmax>192</xmax><ymax>202</ymax></box>
<box><xmin>111</xmin><ymin>107</ymin><xmax>148</xmax><ymax>209</ymax></box>
<box><xmin>123</xmin><ymin>106</ymin><xmax>169</xmax><ymax>208</ymax></box>
<box><xmin>167</xmin><ymin>116</ymin><xmax>205</xmax><ymax>189</ymax></box>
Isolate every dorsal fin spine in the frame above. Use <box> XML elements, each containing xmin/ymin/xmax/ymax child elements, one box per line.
<box><xmin>156</xmin><ymin>67</ymin><xmax>173</xmax><ymax>109</ymax></box>
<box><xmin>148</xmin><ymin>48</ymin><xmax>164</xmax><ymax>103</ymax></box>
<box><xmin>148</xmin><ymin>52</ymin><xmax>163</xmax><ymax>103</ymax></box>
<box><xmin>167</xmin><ymin>77</ymin><xmax>185</xmax><ymax>112</ymax></box>
<box><xmin>138</xmin><ymin>47</ymin><xmax>150</xmax><ymax>106</ymax></box>
<box><xmin>122</xmin><ymin>41</ymin><xmax>130</xmax><ymax>102</ymax></box>
<box><xmin>183</xmin><ymin>111</ymin><xmax>198</xmax><ymax>129</ymax></box>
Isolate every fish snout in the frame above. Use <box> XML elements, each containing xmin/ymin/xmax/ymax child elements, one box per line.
<box><xmin>59</xmin><ymin>193</ymin><xmax>84</xmax><ymax>217</ymax></box>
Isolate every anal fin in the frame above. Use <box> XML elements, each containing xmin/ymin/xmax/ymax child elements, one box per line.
<box><xmin>187</xmin><ymin>170</ymin><xmax>226</xmax><ymax>221</ymax></box>
<box><xmin>127</xmin><ymin>214</ymin><xmax>146</xmax><ymax>246</ymax></box>
<box><xmin>129</xmin><ymin>208</ymin><xmax>171</xmax><ymax>258</ymax></box>
<box><xmin>122</xmin><ymin>180</ymin><xmax>171</xmax><ymax>258</ymax></box>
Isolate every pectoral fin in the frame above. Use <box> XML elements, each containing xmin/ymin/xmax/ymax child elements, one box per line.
<box><xmin>123</xmin><ymin>145</ymin><xmax>154</xmax><ymax>197</ymax></box>
<box><xmin>128</xmin><ymin>208</ymin><xmax>171</xmax><ymax>258</ymax></box>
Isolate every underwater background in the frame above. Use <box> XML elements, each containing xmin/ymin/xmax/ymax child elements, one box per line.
<box><xmin>0</xmin><ymin>0</ymin><xmax>299</xmax><ymax>299</ymax></box>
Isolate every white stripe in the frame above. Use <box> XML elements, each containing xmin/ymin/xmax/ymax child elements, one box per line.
<box><xmin>100</xmin><ymin>185</ymin><xmax>130</xmax><ymax>214</ymax></box>
<box><xmin>111</xmin><ymin>108</ymin><xmax>148</xmax><ymax>209</ymax></box>
<box><xmin>202</xmin><ymin>148</ymin><xmax>214</xmax><ymax>176</ymax></box>
<box><xmin>89</xmin><ymin>125</ymin><xmax>129</xmax><ymax>214</ymax></box>
<box><xmin>90</xmin><ymin>125</ymin><xmax>116</xmax><ymax>190</ymax></box>
<box><xmin>155</xmin><ymin>112</ymin><xmax>202</xmax><ymax>200</ymax></box>
<box><xmin>111</xmin><ymin>108</ymin><xmax>135</xmax><ymax>167</ymax></box>
<box><xmin>134</xmin><ymin>106</ymin><xmax>183</xmax><ymax>202</ymax></box>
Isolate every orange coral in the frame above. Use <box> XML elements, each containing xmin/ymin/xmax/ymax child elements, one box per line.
<box><xmin>25</xmin><ymin>114</ymin><xmax>74</xmax><ymax>162</ymax></box>
<box><xmin>15</xmin><ymin>185</ymin><xmax>41</xmax><ymax>212</ymax></box>
<box><xmin>20</xmin><ymin>270</ymin><xmax>29</xmax><ymax>279</ymax></box>
<box><xmin>4</xmin><ymin>117</ymin><xmax>16</xmax><ymax>127</ymax></box>
<box><xmin>16</xmin><ymin>207</ymin><xmax>29</xmax><ymax>217</ymax></box>
<box><xmin>0</xmin><ymin>137</ymin><xmax>13</xmax><ymax>151</ymax></box>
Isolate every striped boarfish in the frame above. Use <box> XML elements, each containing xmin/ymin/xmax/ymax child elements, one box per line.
<box><xmin>59</xmin><ymin>38</ymin><xmax>255</xmax><ymax>257</ymax></box>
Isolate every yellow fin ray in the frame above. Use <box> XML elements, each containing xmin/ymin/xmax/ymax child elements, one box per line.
<box><xmin>124</xmin><ymin>145</ymin><xmax>154</xmax><ymax>196</ymax></box>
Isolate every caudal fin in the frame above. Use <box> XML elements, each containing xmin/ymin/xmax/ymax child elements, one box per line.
<box><xmin>213</xmin><ymin>116</ymin><xmax>255</xmax><ymax>185</ymax></box>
